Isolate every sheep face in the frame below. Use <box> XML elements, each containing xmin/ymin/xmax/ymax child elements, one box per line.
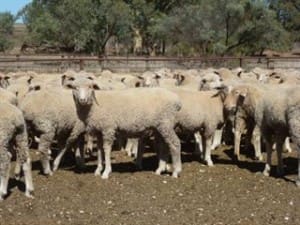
<box><xmin>199</xmin><ymin>73</ymin><xmax>223</xmax><ymax>91</ymax></box>
<box><xmin>144</xmin><ymin>74</ymin><xmax>160</xmax><ymax>87</ymax></box>
<box><xmin>63</xmin><ymin>75</ymin><xmax>100</xmax><ymax>106</ymax></box>
<box><xmin>0</xmin><ymin>74</ymin><xmax>10</xmax><ymax>89</ymax></box>
<box><xmin>223</xmin><ymin>86</ymin><xmax>248</xmax><ymax>113</ymax></box>
<box><xmin>267</xmin><ymin>72</ymin><xmax>284</xmax><ymax>84</ymax></box>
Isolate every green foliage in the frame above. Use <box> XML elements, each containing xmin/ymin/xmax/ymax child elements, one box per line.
<box><xmin>0</xmin><ymin>12</ymin><xmax>15</xmax><ymax>52</ymax></box>
<box><xmin>19</xmin><ymin>0</ymin><xmax>295</xmax><ymax>55</ymax></box>
<box><xmin>155</xmin><ymin>0</ymin><xmax>291</xmax><ymax>56</ymax></box>
<box><xmin>21</xmin><ymin>0</ymin><xmax>132</xmax><ymax>54</ymax></box>
<box><xmin>269</xmin><ymin>0</ymin><xmax>300</xmax><ymax>41</ymax></box>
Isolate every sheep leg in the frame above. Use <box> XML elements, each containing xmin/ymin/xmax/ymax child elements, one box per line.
<box><xmin>275</xmin><ymin>136</ymin><xmax>285</xmax><ymax>176</ymax></box>
<box><xmin>14</xmin><ymin>160</ymin><xmax>21</xmax><ymax>180</ymax></box>
<box><xmin>158</xmin><ymin>126</ymin><xmax>182</xmax><ymax>178</ymax></box>
<box><xmin>74</xmin><ymin>135</ymin><xmax>86</xmax><ymax>169</ymax></box>
<box><xmin>193</xmin><ymin>131</ymin><xmax>203</xmax><ymax>156</ymax></box>
<box><xmin>94</xmin><ymin>137</ymin><xmax>103</xmax><ymax>176</ymax></box>
<box><xmin>53</xmin><ymin>129</ymin><xmax>84</xmax><ymax>172</ymax></box>
<box><xmin>75</xmin><ymin>147</ymin><xmax>85</xmax><ymax>169</ymax></box>
<box><xmin>101</xmin><ymin>132</ymin><xmax>115</xmax><ymax>179</ymax></box>
<box><xmin>283</xmin><ymin>137</ymin><xmax>292</xmax><ymax>153</ymax></box>
<box><xmin>211</xmin><ymin>128</ymin><xmax>223</xmax><ymax>150</ymax></box>
<box><xmin>125</xmin><ymin>138</ymin><xmax>139</xmax><ymax>158</ymax></box>
<box><xmin>234</xmin><ymin>117</ymin><xmax>246</xmax><ymax>160</ymax></box>
<box><xmin>287</xmin><ymin>112</ymin><xmax>300</xmax><ymax>186</ymax></box>
<box><xmin>38</xmin><ymin>132</ymin><xmax>55</xmax><ymax>176</ymax></box>
<box><xmin>155</xmin><ymin>134</ymin><xmax>169</xmax><ymax>175</ymax></box>
<box><xmin>203</xmin><ymin>136</ymin><xmax>214</xmax><ymax>166</ymax></box>
<box><xmin>263</xmin><ymin>137</ymin><xmax>273</xmax><ymax>177</ymax></box>
<box><xmin>135</xmin><ymin>138</ymin><xmax>144</xmax><ymax>170</ymax></box>
<box><xmin>15</xmin><ymin>131</ymin><xmax>34</xmax><ymax>198</ymax></box>
<box><xmin>131</xmin><ymin>138</ymin><xmax>139</xmax><ymax>158</ymax></box>
<box><xmin>52</xmin><ymin>147</ymin><xmax>68</xmax><ymax>172</ymax></box>
<box><xmin>22</xmin><ymin>158</ymin><xmax>34</xmax><ymax>198</ymax></box>
<box><xmin>252</xmin><ymin>126</ymin><xmax>262</xmax><ymax>161</ymax></box>
<box><xmin>234</xmin><ymin>130</ymin><xmax>242</xmax><ymax>161</ymax></box>
<box><xmin>0</xmin><ymin>149</ymin><xmax>11</xmax><ymax>200</ymax></box>
<box><xmin>84</xmin><ymin>133</ymin><xmax>94</xmax><ymax>154</ymax></box>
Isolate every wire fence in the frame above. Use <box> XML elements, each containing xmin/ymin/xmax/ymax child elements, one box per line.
<box><xmin>0</xmin><ymin>55</ymin><xmax>299</xmax><ymax>73</ymax></box>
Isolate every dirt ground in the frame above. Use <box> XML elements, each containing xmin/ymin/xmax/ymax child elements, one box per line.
<box><xmin>0</xmin><ymin>143</ymin><xmax>299</xmax><ymax>225</ymax></box>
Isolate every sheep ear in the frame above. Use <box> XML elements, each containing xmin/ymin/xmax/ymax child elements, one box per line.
<box><xmin>154</xmin><ymin>73</ymin><xmax>161</xmax><ymax>79</ymax></box>
<box><xmin>135</xmin><ymin>81</ymin><xmax>141</xmax><ymax>87</ymax></box>
<box><xmin>179</xmin><ymin>74</ymin><xmax>185</xmax><ymax>83</ymax></box>
<box><xmin>92</xmin><ymin>83</ymin><xmax>101</xmax><ymax>90</ymax></box>
<box><xmin>137</xmin><ymin>75</ymin><xmax>144</xmax><ymax>80</ymax></box>
<box><xmin>61</xmin><ymin>74</ymin><xmax>74</xmax><ymax>86</ymax></box>
<box><xmin>121</xmin><ymin>77</ymin><xmax>126</xmax><ymax>83</ymax></box>
<box><xmin>61</xmin><ymin>74</ymin><xmax>67</xmax><ymax>86</ymax></box>
<box><xmin>27</xmin><ymin>76</ymin><xmax>34</xmax><ymax>84</ymax></box>
<box><xmin>29</xmin><ymin>85</ymin><xmax>41</xmax><ymax>92</ymax></box>
<box><xmin>4</xmin><ymin>76</ymin><xmax>10</xmax><ymax>80</ymax></box>
<box><xmin>213</xmin><ymin>85</ymin><xmax>228</xmax><ymax>101</ymax></box>
<box><xmin>237</xmin><ymin>71</ymin><xmax>242</xmax><ymax>78</ymax></box>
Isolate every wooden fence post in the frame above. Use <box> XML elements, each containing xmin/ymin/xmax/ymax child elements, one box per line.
<box><xmin>239</xmin><ymin>57</ymin><xmax>243</xmax><ymax>68</ymax></box>
<box><xmin>79</xmin><ymin>59</ymin><xmax>84</xmax><ymax>70</ymax></box>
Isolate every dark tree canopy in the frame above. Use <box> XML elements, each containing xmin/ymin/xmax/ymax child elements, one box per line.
<box><xmin>7</xmin><ymin>0</ymin><xmax>298</xmax><ymax>55</ymax></box>
<box><xmin>0</xmin><ymin>12</ymin><xmax>15</xmax><ymax>52</ymax></box>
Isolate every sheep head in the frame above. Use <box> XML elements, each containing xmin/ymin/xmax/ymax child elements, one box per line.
<box><xmin>62</xmin><ymin>73</ymin><xmax>100</xmax><ymax>106</ymax></box>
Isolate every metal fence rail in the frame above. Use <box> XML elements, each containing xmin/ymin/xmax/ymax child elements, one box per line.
<box><xmin>0</xmin><ymin>55</ymin><xmax>299</xmax><ymax>73</ymax></box>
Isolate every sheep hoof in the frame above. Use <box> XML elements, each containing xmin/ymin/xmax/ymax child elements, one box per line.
<box><xmin>172</xmin><ymin>172</ymin><xmax>179</xmax><ymax>178</ymax></box>
<box><xmin>94</xmin><ymin>168</ymin><xmax>102</xmax><ymax>176</ymax></box>
<box><xmin>25</xmin><ymin>191</ymin><xmax>34</xmax><ymax>199</ymax></box>
<box><xmin>101</xmin><ymin>172</ymin><xmax>110</xmax><ymax>179</ymax></box>
<box><xmin>44</xmin><ymin>171</ymin><xmax>53</xmax><ymax>177</ymax></box>
<box><xmin>155</xmin><ymin>169</ymin><xmax>162</xmax><ymax>176</ymax></box>
<box><xmin>52</xmin><ymin>165</ymin><xmax>59</xmax><ymax>172</ymax></box>
<box><xmin>206</xmin><ymin>160</ymin><xmax>214</xmax><ymax>167</ymax></box>
<box><xmin>262</xmin><ymin>170</ymin><xmax>270</xmax><ymax>177</ymax></box>
<box><xmin>0</xmin><ymin>191</ymin><xmax>6</xmax><ymax>200</ymax></box>
<box><xmin>255</xmin><ymin>155</ymin><xmax>263</xmax><ymax>161</ymax></box>
<box><xmin>166</xmin><ymin>164</ymin><xmax>172</xmax><ymax>173</ymax></box>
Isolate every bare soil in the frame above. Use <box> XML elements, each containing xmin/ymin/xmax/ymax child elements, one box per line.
<box><xmin>0</xmin><ymin>144</ymin><xmax>299</xmax><ymax>225</ymax></box>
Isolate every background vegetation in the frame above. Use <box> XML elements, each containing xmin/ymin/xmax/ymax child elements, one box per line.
<box><xmin>0</xmin><ymin>0</ymin><xmax>299</xmax><ymax>56</ymax></box>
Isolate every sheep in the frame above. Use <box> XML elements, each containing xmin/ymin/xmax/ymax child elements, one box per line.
<box><xmin>19</xmin><ymin>85</ymin><xmax>86</xmax><ymax>175</ymax></box>
<box><xmin>172</xmin><ymin>88</ymin><xmax>225</xmax><ymax>166</ymax></box>
<box><xmin>143</xmin><ymin>72</ymin><xmax>225</xmax><ymax>156</ymax></box>
<box><xmin>63</xmin><ymin>73</ymin><xmax>182</xmax><ymax>179</ymax></box>
<box><xmin>223</xmin><ymin>83</ymin><xmax>300</xmax><ymax>186</ymax></box>
<box><xmin>0</xmin><ymin>73</ymin><xmax>10</xmax><ymax>88</ymax></box>
<box><xmin>0</xmin><ymin>87</ymin><xmax>17</xmax><ymax>106</ymax></box>
<box><xmin>0</xmin><ymin>102</ymin><xmax>34</xmax><ymax>200</ymax></box>
<box><xmin>132</xmin><ymin>88</ymin><xmax>225</xmax><ymax>168</ymax></box>
<box><xmin>173</xmin><ymin>71</ymin><xmax>201</xmax><ymax>90</ymax></box>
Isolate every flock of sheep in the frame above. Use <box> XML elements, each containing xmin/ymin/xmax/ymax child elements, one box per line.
<box><xmin>0</xmin><ymin>65</ymin><xmax>299</xmax><ymax>200</ymax></box>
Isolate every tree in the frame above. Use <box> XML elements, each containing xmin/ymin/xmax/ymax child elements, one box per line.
<box><xmin>154</xmin><ymin>0</ymin><xmax>291</xmax><ymax>56</ymax></box>
<box><xmin>0</xmin><ymin>12</ymin><xmax>15</xmax><ymax>52</ymax></box>
<box><xmin>21</xmin><ymin>0</ymin><xmax>133</xmax><ymax>55</ymax></box>
<box><xmin>269</xmin><ymin>0</ymin><xmax>300</xmax><ymax>41</ymax></box>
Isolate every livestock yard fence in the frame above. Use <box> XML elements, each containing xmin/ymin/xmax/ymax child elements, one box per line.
<box><xmin>0</xmin><ymin>55</ymin><xmax>300</xmax><ymax>73</ymax></box>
